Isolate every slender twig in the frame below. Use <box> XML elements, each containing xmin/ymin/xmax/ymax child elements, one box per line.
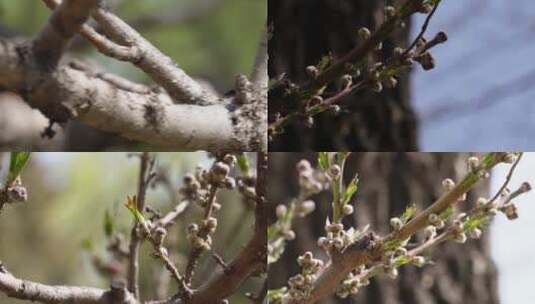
<box><xmin>487</xmin><ymin>153</ymin><xmax>523</xmax><ymax>205</ymax></box>
<box><xmin>184</xmin><ymin>185</ymin><xmax>219</xmax><ymax>284</ymax></box>
<box><xmin>127</xmin><ymin>152</ymin><xmax>154</xmax><ymax>299</ymax></box>
<box><xmin>403</xmin><ymin>1</ymin><xmax>441</xmax><ymax>56</ymax></box>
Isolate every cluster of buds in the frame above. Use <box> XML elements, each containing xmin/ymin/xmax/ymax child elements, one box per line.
<box><xmin>286</xmin><ymin>252</ymin><xmax>323</xmax><ymax>301</ymax></box>
<box><xmin>500</xmin><ymin>203</ymin><xmax>518</xmax><ymax>220</ymax></box>
<box><xmin>336</xmin><ymin>265</ymin><xmax>370</xmax><ymax>298</ymax></box>
<box><xmin>0</xmin><ymin>177</ymin><xmax>28</xmax><ymax>207</ymax></box>
<box><xmin>187</xmin><ymin>217</ymin><xmax>217</xmax><ymax>251</ymax></box>
<box><xmin>318</xmin><ymin>222</ymin><xmax>350</xmax><ymax>253</ymax></box>
<box><xmin>427</xmin><ymin>213</ymin><xmax>445</xmax><ymax>229</ymax></box>
<box><xmin>382</xmin><ymin>251</ymin><xmax>399</xmax><ymax>280</ymax></box>
<box><xmin>209</xmin><ymin>155</ymin><xmax>237</xmax><ymax>189</ymax></box>
<box><xmin>297</xmin><ymin>160</ymin><xmax>330</xmax><ymax>196</ymax></box>
<box><xmin>451</xmin><ymin>214</ymin><xmax>467</xmax><ymax>243</ymax></box>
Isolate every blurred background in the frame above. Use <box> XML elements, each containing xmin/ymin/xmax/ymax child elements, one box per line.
<box><xmin>0</xmin><ymin>152</ymin><xmax>260</xmax><ymax>303</ymax></box>
<box><xmin>0</xmin><ymin>0</ymin><xmax>266</xmax><ymax>150</ymax></box>
<box><xmin>412</xmin><ymin>0</ymin><xmax>535</xmax><ymax>150</ymax></box>
<box><xmin>268</xmin><ymin>152</ymin><xmax>535</xmax><ymax>304</ymax></box>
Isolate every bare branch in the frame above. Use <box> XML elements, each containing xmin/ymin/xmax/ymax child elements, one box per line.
<box><xmin>127</xmin><ymin>153</ymin><xmax>154</xmax><ymax>299</ymax></box>
<box><xmin>90</xmin><ymin>6</ymin><xmax>220</xmax><ymax>105</ymax></box>
<box><xmin>0</xmin><ymin>38</ymin><xmax>261</xmax><ymax>150</ymax></box>
<box><xmin>32</xmin><ymin>0</ymin><xmax>99</xmax><ymax>69</ymax></box>
<box><xmin>0</xmin><ymin>269</ymin><xmax>138</xmax><ymax>304</ymax></box>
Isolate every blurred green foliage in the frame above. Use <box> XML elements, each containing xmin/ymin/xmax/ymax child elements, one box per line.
<box><xmin>0</xmin><ymin>153</ymin><xmax>258</xmax><ymax>303</ymax></box>
<box><xmin>0</xmin><ymin>0</ymin><xmax>266</xmax><ymax>91</ymax></box>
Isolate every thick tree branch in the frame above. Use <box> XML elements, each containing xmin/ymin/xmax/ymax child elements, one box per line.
<box><xmin>32</xmin><ymin>0</ymin><xmax>98</xmax><ymax>69</ymax></box>
<box><xmin>0</xmin><ymin>38</ymin><xmax>263</xmax><ymax>150</ymax></box>
<box><xmin>41</xmin><ymin>0</ymin><xmax>219</xmax><ymax>105</ymax></box>
<box><xmin>0</xmin><ymin>269</ymin><xmax>138</xmax><ymax>304</ymax></box>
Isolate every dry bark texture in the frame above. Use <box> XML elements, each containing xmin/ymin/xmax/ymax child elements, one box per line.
<box><xmin>269</xmin><ymin>0</ymin><xmax>418</xmax><ymax>151</ymax></box>
<box><xmin>268</xmin><ymin>152</ymin><xmax>499</xmax><ymax>304</ymax></box>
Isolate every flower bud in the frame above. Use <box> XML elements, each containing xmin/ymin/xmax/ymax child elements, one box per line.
<box><xmin>358</xmin><ymin>27</ymin><xmax>371</xmax><ymax>40</ymax></box>
<box><xmin>390</xmin><ymin>217</ymin><xmax>403</xmax><ymax>231</ymax></box>
<box><xmin>276</xmin><ymin>204</ymin><xmax>287</xmax><ymax>219</ymax></box>
<box><xmin>342</xmin><ymin>204</ymin><xmax>354</xmax><ymax>216</ymax></box>
<box><xmin>442</xmin><ymin>178</ymin><xmax>455</xmax><ymax>191</ymax></box>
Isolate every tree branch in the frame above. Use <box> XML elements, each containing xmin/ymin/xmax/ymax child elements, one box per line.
<box><xmin>32</xmin><ymin>0</ymin><xmax>99</xmax><ymax>70</ymax></box>
<box><xmin>296</xmin><ymin>153</ymin><xmax>511</xmax><ymax>303</ymax></box>
<box><xmin>0</xmin><ymin>269</ymin><xmax>138</xmax><ymax>304</ymax></box>
<box><xmin>0</xmin><ymin>38</ymin><xmax>263</xmax><ymax>150</ymax></box>
<box><xmin>187</xmin><ymin>152</ymin><xmax>267</xmax><ymax>304</ymax></box>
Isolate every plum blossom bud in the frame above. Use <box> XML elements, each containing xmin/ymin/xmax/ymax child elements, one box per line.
<box><xmin>358</xmin><ymin>27</ymin><xmax>371</xmax><ymax>40</ymax></box>
<box><xmin>390</xmin><ymin>217</ymin><xmax>403</xmax><ymax>231</ymax></box>
<box><xmin>412</xmin><ymin>256</ymin><xmax>426</xmax><ymax>267</ymax></box>
<box><xmin>467</xmin><ymin>156</ymin><xmax>479</xmax><ymax>171</ymax></box>
<box><xmin>297</xmin><ymin>200</ymin><xmax>316</xmax><ymax>217</ymax></box>
<box><xmin>424</xmin><ymin>225</ymin><xmax>436</xmax><ymax>240</ymax></box>
<box><xmin>276</xmin><ymin>204</ymin><xmax>287</xmax><ymax>219</ymax></box>
<box><xmin>468</xmin><ymin>228</ymin><xmax>482</xmax><ymax>239</ymax></box>
<box><xmin>442</xmin><ymin>178</ymin><xmax>455</xmax><ymax>191</ymax></box>
<box><xmin>342</xmin><ymin>204</ymin><xmax>354</xmax><ymax>216</ymax></box>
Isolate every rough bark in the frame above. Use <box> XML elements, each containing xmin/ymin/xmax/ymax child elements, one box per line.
<box><xmin>268</xmin><ymin>153</ymin><xmax>499</xmax><ymax>304</ymax></box>
<box><xmin>268</xmin><ymin>0</ymin><xmax>418</xmax><ymax>151</ymax></box>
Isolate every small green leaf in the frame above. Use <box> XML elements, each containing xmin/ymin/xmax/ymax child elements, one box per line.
<box><xmin>7</xmin><ymin>152</ymin><xmax>31</xmax><ymax>184</ymax></box>
<box><xmin>103</xmin><ymin>210</ymin><xmax>114</xmax><ymax>237</ymax></box>
<box><xmin>343</xmin><ymin>176</ymin><xmax>359</xmax><ymax>205</ymax></box>
<box><xmin>318</xmin><ymin>152</ymin><xmax>329</xmax><ymax>171</ymax></box>
<box><xmin>400</xmin><ymin>203</ymin><xmax>417</xmax><ymax>224</ymax></box>
<box><xmin>439</xmin><ymin>206</ymin><xmax>454</xmax><ymax>221</ymax></box>
<box><xmin>124</xmin><ymin>195</ymin><xmax>146</xmax><ymax>225</ymax></box>
<box><xmin>267</xmin><ymin>287</ymin><xmax>288</xmax><ymax>301</ymax></box>
<box><xmin>237</xmin><ymin>154</ymin><xmax>251</xmax><ymax>176</ymax></box>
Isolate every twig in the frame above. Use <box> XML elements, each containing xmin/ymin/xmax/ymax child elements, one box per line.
<box><xmin>487</xmin><ymin>153</ymin><xmax>523</xmax><ymax>205</ymax></box>
<box><xmin>127</xmin><ymin>152</ymin><xmax>154</xmax><ymax>299</ymax></box>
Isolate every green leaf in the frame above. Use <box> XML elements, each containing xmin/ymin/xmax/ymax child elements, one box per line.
<box><xmin>318</xmin><ymin>152</ymin><xmax>329</xmax><ymax>171</ymax></box>
<box><xmin>439</xmin><ymin>206</ymin><xmax>454</xmax><ymax>221</ymax></box>
<box><xmin>400</xmin><ymin>203</ymin><xmax>417</xmax><ymax>224</ymax></box>
<box><xmin>7</xmin><ymin>152</ymin><xmax>31</xmax><ymax>184</ymax></box>
<box><xmin>103</xmin><ymin>210</ymin><xmax>114</xmax><ymax>237</ymax></box>
<box><xmin>237</xmin><ymin>154</ymin><xmax>251</xmax><ymax>176</ymax></box>
<box><xmin>267</xmin><ymin>287</ymin><xmax>287</xmax><ymax>301</ymax></box>
<box><xmin>343</xmin><ymin>176</ymin><xmax>359</xmax><ymax>205</ymax></box>
<box><xmin>124</xmin><ymin>195</ymin><xmax>146</xmax><ymax>225</ymax></box>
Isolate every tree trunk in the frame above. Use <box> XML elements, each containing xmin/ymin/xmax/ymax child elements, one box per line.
<box><xmin>268</xmin><ymin>153</ymin><xmax>499</xmax><ymax>304</ymax></box>
<box><xmin>268</xmin><ymin>0</ymin><xmax>418</xmax><ymax>151</ymax></box>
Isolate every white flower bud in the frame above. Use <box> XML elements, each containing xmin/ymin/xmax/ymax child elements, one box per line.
<box><xmin>385</xmin><ymin>6</ymin><xmax>396</xmax><ymax>18</ymax></box>
<box><xmin>442</xmin><ymin>178</ymin><xmax>455</xmax><ymax>191</ymax></box>
<box><xmin>412</xmin><ymin>256</ymin><xmax>426</xmax><ymax>267</ymax></box>
<box><xmin>467</xmin><ymin>156</ymin><xmax>479</xmax><ymax>171</ymax></box>
<box><xmin>468</xmin><ymin>228</ymin><xmax>482</xmax><ymax>239</ymax></box>
<box><xmin>358</xmin><ymin>27</ymin><xmax>371</xmax><ymax>40</ymax></box>
<box><xmin>454</xmin><ymin>232</ymin><xmax>467</xmax><ymax>244</ymax></box>
<box><xmin>283</xmin><ymin>230</ymin><xmax>296</xmax><ymax>241</ymax></box>
<box><xmin>342</xmin><ymin>204</ymin><xmax>354</xmax><ymax>216</ymax></box>
<box><xmin>423</xmin><ymin>225</ymin><xmax>436</xmax><ymax>240</ymax></box>
<box><xmin>390</xmin><ymin>217</ymin><xmax>403</xmax><ymax>231</ymax></box>
<box><xmin>276</xmin><ymin>204</ymin><xmax>287</xmax><ymax>219</ymax></box>
<box><xmin>298</xmin><ymin>200</ymin><xmax>316</xmax><ymax>217</ymax></box>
